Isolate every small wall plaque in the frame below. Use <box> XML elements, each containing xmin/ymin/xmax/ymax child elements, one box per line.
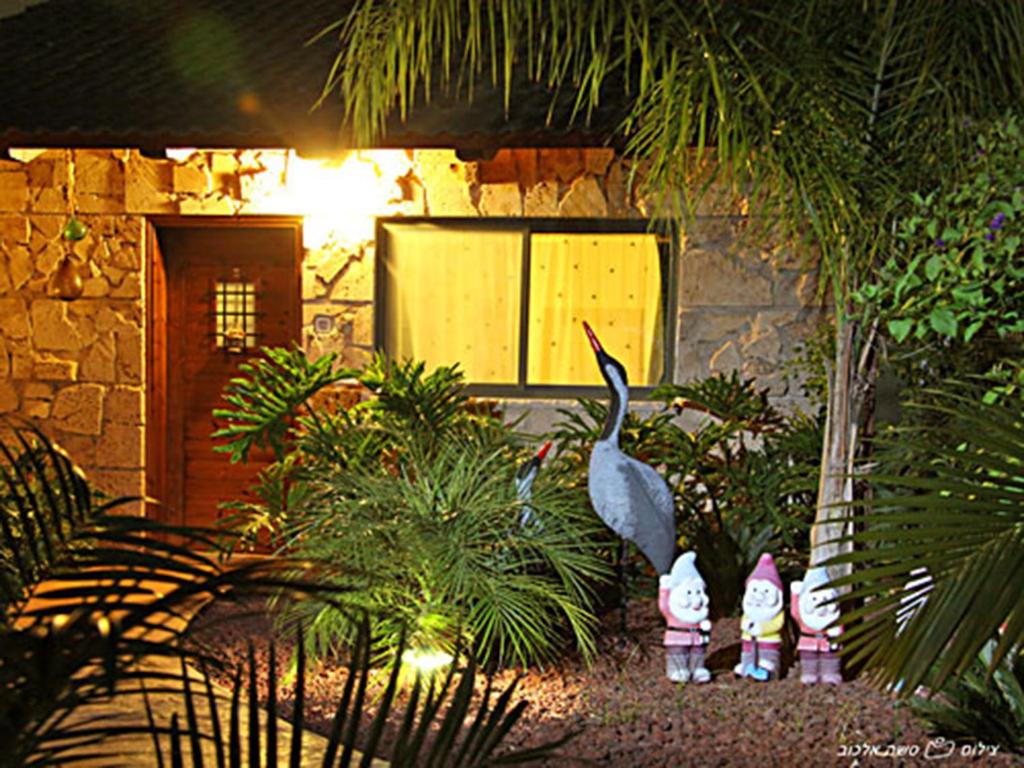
<box><xmin>313</xmin><ymin>314</ymin><xmax>335</xmax><ymax>335</ymax></box>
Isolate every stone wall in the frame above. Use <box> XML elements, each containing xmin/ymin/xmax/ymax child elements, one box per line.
<box><xmin>0</xmin><ymin>146</ymin><xmax>824</xmax><ymax>501</ymax></box>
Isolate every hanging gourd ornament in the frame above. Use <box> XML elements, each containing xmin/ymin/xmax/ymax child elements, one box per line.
<box><xmin>52</xmin><ymin>215</ymin><xmax>88</xmax><ymax>301</ymax></box>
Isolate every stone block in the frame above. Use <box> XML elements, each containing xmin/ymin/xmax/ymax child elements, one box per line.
<box><xmin>95</xmin><ymin>424</ymin><xmax>143</xmax><ymax>469</ymax></box>
<box><xmin>0</xmin><ymin>380</ymin><xmax>18</xmax><ymax>413</ymax></box>
<box><xmin>51</xmin><ymin>383</ymin><xmax>105</xmax><ymax>435</ymax></box>
<box><xmin>30</xmin><ymin>300</ymin><xmax>83</xmax><ymax>351</ymax></box>
<box><xmin>739</xmin><ymin>313</ymin><xmax>782</xmax><ymax>361</ymax></box>
<box><xmin>115</xmin><ymin>326</ymin><xmax>143</xmax><ymax>384</ymax></box>
<box><xmin>583</xmin><ymin>148</ymin><xmax>615</xmax><ymax>176</ymax></box>
<box><xmin>523</xmin><ymin>180</ymin><xmax>559</xmax><ymax>216</ymax></box>
<box><xmin>605</xmin><ymin>161</ymin><xmax>633</xmax><ymax>217</ymax></box>
<box><xmin>33</xmin><ymin>355</ymin><xmax>79</xmax><ymax>382</ymax></box>
<box><xmin>172</xmin><ymin>163</ymin><xmax>209</xmax><ymax>196</ymax></box>
<box><xmin>76</xmin><ymin>152</ymin><xmax>124</xmax><ymax>196</ymax></box>
<box><xmin>105</xmin><ymin>386</ymin><xmax>143</xmax><ymax>425</ymax></box>
<box><xmin>774</xmin><ymin>269</ymin><xmax>821</xmax><ymax>307</ymax></box>
<box><xmin>708</xmin><ymin>339</ymin><xmax>742</xmax><ymax>375</ymax></box>
<box><xmin>29</xmin><ymin>187</ymin><xmax>66</xmax><ymax>213</ymax></box>
<box><xmin>0</xmin><ymin>337</ymin><xmax>7</xmax><ymax>378</ymax></box>
<box><xmin>314</xmin><ymin>247</ymin><xmax>352</xmax><ymax>285</ymax></box>
<box><xmin>54</xmin><ymin>433</ymin><xmax>96</xmax><ymax>466</ymax></box>
<box><xmin>677</xmin><ymin>310</ymin><xmax>750</xmax><ymax>343</ymax></box>
<box><xmin>328</xmin><ymin>252</ymin><xmax>374</xmax><ymax>302</ymax></box>
<box><xmin>82</xmin><ymin>276</ymin><xmax>111</xmax><ymax>297</ymax></box>
<box><xmin>23</xmin><ymin>399</ymin><xmax>51</xmax><ymax>419</ymax></box>
<box><xmin>0</xmin><ymin>215</ymin><xmax>30</xmax><ymax>244</ymax></box>
<box><xmin>23</xmin><ymin>382</ymin><xmax>53</xmax><ymax>400</ymax></box>
<box><xmin>680</xmin><ymin>248</ymin><xmax>772</xmax><ymax>307</ymax></box>
<box><xmin>4</xmin><ymin>245</ymin><xmax>32</xmax><ymax>289</ymax></box>
<box><xmin>75</xmin><ymin>193</ymin><xmax>124</xmax><ymax>214</ymax></box>
<box><xmin>415</xmin><ymin>151</ymin><xmax>477</xmax><ymax>216</ymax></box>
<box><xmin>479</xmin><ymin>183</ymin><xmax>523</xmax><ymax>216</ymax></box>
<box><xmin>476</xmin><ymin>149</ymin><xmax>519</xmax><ymax>183</ymax></box>
<box><xmin>350</xmin><ymin>303</ymin><xmax>374</xmax><ymax>346</ymax></box>
<box><xmin>87</xmin><ymin>468</ymin><xmax>143</xmax><ymax>501</ymax></box>
<box><xmin>559</xmin><ymin>175</ymin><xmax>608</xmax><ymax>217</ymax></box>
<box><xmin>80</xmin><ymin>338</ymin><xmax>117</xmax><ymax>382</ymax></box>
<box><xmin>539</xmin><ymin>148</ymin><xmax>583</xmax><ymax>183</ymax></box>
<box><xmin>110</xmin><ymin>273</ymin><xmax>141</xmax><ymax>298</ymax></box>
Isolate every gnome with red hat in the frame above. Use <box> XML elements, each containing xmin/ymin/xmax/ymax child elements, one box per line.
<box><xmin>790</xmin><ymin>566</ymin><xmax>843</xmax><ymax>684</ymax></box>
<box><xmin>735</xmin><ymin>553</ymin><xmax>785</xmax><ymax>681</ymax></box>
<box><xmin>658</xmin><ymin>551</ymin><xmax>712</xmax><ymax>683</ymax></box>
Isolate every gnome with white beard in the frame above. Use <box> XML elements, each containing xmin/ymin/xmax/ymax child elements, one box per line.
<box><xmin>790</xmin><ymin>566</ymin><xmax>843</xmax><ymax>684</ymax></box>
<box><xmin>658</xmin><ymin>551</ymin><xmax>712</xmax><ymax>683</ymax></box>
<box><xmin>735</xmin><ymin>553</ymin><xmax>784</xmax><ymax>681</ymax></box>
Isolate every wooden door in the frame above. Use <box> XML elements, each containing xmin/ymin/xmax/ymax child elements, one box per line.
<box><xmin>149</xmin><ymin>220</ymin><xmax>301</xmax><ymax>529</ymax></box>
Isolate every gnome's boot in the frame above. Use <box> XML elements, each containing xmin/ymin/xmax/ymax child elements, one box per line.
<box><xmin>689</xmin><ymin>646</ymin><xmax>711</xmax><ymax>684</ymax></box>
<box><xmin>734</xmin><ymin>646</ymin><xmax>755</xmax><ymax>677</ymax></box>
<box><xmin>799</xmin><ymin>650</ymin><xmax>819</xmax><ymax>684</ymax></box>
<box><xmin>819</xmin><ymin>652</ymin><xmax>843</xmax><ymax>685</ymax></box>
<box><xmin>666</xmin><ymin>648</ymin><xmax>690</xmax><ymax>683</ymax></box>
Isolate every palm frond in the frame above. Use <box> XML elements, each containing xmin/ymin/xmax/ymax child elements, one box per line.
<box><xmin>825</xmin><ymin>382</ymin><xmax>1024</xmax><ymax>694</ymax></box>
<box><xmin>153</xmin><ymin>620</ymin><xmax>573</xmax><ymax>767</ymax></box>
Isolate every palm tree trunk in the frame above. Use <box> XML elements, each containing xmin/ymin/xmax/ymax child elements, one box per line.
<box><xmin>812</xmin><ymin>312</ymin><xmax>879</xmax><ymax>577</ymax></box>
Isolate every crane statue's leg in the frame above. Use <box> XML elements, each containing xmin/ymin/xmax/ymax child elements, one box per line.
<box><xmin>618</xmin><ymin>539</ymin><xmax>629</xmax><ymax>637</ymax></box>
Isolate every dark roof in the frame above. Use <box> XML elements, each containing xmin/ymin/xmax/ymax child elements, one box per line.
<box><xmin>0</xmin><ymin>0</ymin><xmax>624</xmax><ymax>153</ymax></box>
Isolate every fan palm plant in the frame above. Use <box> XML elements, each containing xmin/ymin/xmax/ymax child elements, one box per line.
<box><xmin>0</xmin><ymin>419</ymin><xmax>555</xmax><ymax>766</ymax></box>
<box><xmin>152</xmin><ymin>620</ymin><xmax>570</xmax><ymax>767</ymax></box>
<box><xmin>826</xmin><ymin>382</ymin><xmax>1024</xmax><ymax>695</ymax></box>
<box><xmin>319</xmin><ymin>0</ymin><xmax>1024</xmax><ymax>568</ymax></box>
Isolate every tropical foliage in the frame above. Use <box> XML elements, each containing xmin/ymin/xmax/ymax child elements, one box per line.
<box><xmin>857</xmin><ymin>116</ymin><xmax>1024</xmax><ymax>346</ymax></box>
<box><xmin>321</xmin><ymin>0</ymin><xmax>1024</xmax><ymax>573</ymax></box>
<box><xmin>215</xmin><ymin>348</ymin><xmax>609</xmax><ymax>668</ymax></box>
<box><xmin>153</xmin><ymin>621</ymin><xmax>570</xmax><ymax>767</ymax></box>
<box><xmin>909</xmin><ymin>640</ymin><xmax>1024</xmax><ymax>755</ymax></box>
<box><xmin>0</xmin><ymin>419</ymin><xmax>558</xmax><ymax>766</ymax></box>
<box><xmin>547</xmin><ymin>372</ymin><xmax>821</xmax><ymax>616</ymax></box>
<box><xmin>828</xmin><ymin>382</ymin><xmax>1024</xmax><ymax>696</ymax></box>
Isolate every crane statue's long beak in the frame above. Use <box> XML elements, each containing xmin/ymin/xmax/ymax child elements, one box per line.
<box><xmin>582</xmin><ymin>320</ymin><xmax>603</xmax><ymax>353</ymax></box>
<box><xmin>536</xmin><ymin>440</ymin><xmax>552</xmax><ymax>461</ymax></box>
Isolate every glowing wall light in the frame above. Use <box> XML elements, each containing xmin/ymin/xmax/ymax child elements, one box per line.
<box><xmin>283</xmin><ymin>150</ymin><xmax>407</xmax><ymax>249</ymax></box>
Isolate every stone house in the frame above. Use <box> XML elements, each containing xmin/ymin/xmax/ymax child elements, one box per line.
<box><xmin>0</xmin><ymin>1</ymin><xmax>824</xmax><ymax>526</ymax></box>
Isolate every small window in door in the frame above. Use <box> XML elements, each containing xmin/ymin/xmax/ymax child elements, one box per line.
<box><xmin>214</xmin><ymin>279</ymin><xmax>257</xmax><ymax>352</ymax></box>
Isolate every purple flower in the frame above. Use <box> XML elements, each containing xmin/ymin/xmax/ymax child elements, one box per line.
<box><xmin>934</xmin><ymin>238</ymin><xmax>946</xmax><ymax>248</ymax></box>
<box><xmin>984</xmin><ymin>232</ymin><xmax>996</xmax><ymax>241</ymax></box>
<box><xmin>990</xmin><ymin>212</ymin><xmax>1006</xmax><ymax>230</ymax></box>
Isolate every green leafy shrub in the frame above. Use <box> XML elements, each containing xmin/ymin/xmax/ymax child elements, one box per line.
<box><xmin>547</xmin><ymin>372</ymin><xmax>821</xmax><ymax>617</ymax></box>
<box><xmin>856</xmin><ymin>115</ymin><xmax>1024</xmax><ymax>347</ymax></box>
<box><xmin>653</xmin><ymin>373</ymin><xmax>820</xmax><ymax>615</ymax></box>
<box><xmin>215</xmin><ymin>349</ymin><xmax>609</xmax><ymax>668</ymax></box>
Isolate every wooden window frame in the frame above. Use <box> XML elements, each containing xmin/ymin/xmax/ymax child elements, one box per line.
<box><xmin>374</xmin><ymin>217</ymin><xmax>679</xmax><ymax>399</ymax></box>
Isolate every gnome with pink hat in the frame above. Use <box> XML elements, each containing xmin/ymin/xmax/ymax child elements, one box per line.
<box><xmin>790</xmin><ymin>566</ymin><xmax>843</xmax><ymax>684</ymax></box>
<box><xmin>735</xmin><ymin>553</ymin><xmax>785</xmax><ymax>681</ymax></box>
<box><xmin>658</xmin><ymin>551</ymin><xmax>712</xmax><ymax>683</ymax></box>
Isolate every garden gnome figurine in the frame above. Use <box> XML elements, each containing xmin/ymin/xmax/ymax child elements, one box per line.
<box><xmin>658</xmin><ymin>551</ymin><xmax>712</xmax><ymax>683</ymax></box>
<box><xmin>735</xmin><ymin>553</ymin><xmax>784</xmax><ymax>681</ymax></box>
<box><xmin>791</xmin><ymin>566</ymin><xmax>843</xmax><ymax>684</ymax></box>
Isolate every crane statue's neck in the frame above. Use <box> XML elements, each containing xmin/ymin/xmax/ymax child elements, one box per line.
<box><xmin>599</xmin><ymin>364</ymin><xmax>628</xmax><ymax>443</ymax></box>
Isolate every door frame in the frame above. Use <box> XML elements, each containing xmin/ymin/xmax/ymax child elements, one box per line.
<box><xmin>145</xmin><ymin>215</ymin><xmax>303</xmax><ymax>524</ymax></box>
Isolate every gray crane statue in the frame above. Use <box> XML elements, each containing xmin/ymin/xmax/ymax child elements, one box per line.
<box><xmin>515</xmin><ymin>440</ymin><xmax>552</xmax><ymax>527</ymax></box>
<box><xmin>583</xmin><ymin>321</ymin><xmax>676</xmax><ymax>632</ymax></box>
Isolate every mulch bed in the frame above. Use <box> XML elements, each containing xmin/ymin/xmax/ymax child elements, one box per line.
<box><xmin>187</xmin><ymin>598</ymin><xmax>1020</xmax><ymax>767</ymax></box>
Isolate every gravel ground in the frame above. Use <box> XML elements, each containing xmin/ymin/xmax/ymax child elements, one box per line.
<box><xmin>187</xmin><ymin>598</ymin><xmax>1021</xmax><ymax>768</ymax></box>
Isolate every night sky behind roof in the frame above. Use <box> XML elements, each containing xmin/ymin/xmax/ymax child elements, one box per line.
<box><xmin>0</xmin><ymin>0</ymin><xmax>624</xmax><ymax>153</ymax></box>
